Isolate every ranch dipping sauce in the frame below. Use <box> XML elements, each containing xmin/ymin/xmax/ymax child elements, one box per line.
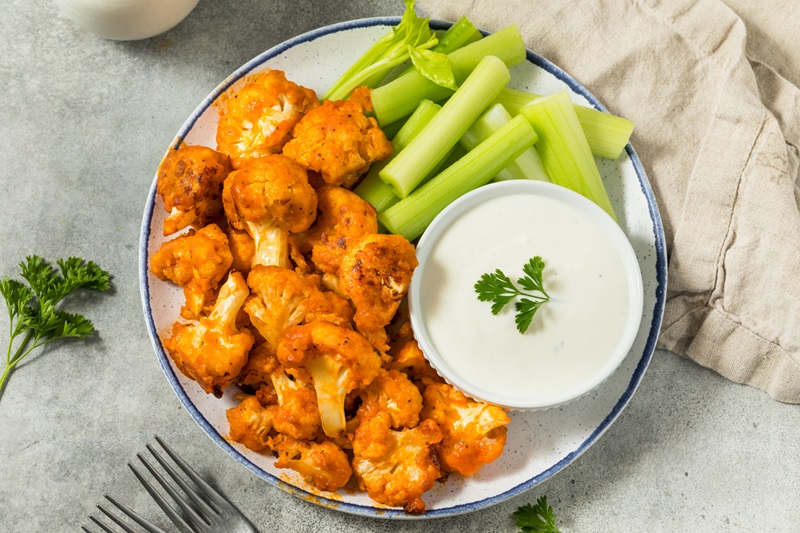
<box><xmin>410</xmin><ymin>182</ymin><xmax>642</xmax><ymax>409</ymax></box>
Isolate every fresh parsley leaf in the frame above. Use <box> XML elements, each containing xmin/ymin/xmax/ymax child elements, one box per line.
<box><xmin>474</xmin><ymin>257</ymin><xmax>551</xmax><ymax>334</ymax></box>
<box><xmin>514</xmin><ymin>298</ymin><xmax>546</xmax><ymax>335</ymax></box>
<box><xmin>518</xmin><ymin>256</ymin><xmax>549</xmax><ymax>297</ymax></box>
<box><xmin>1</xmin><ymin>255</ymin><xmax>111</xmax><ymax>398</ymax></box>
<box><xmin>514</xmin><ymin>496</ymin><xmax>561</xmax><ymax>533</ymax></box>
<box><xmin>475</xmin><ymin>269</ymin><xmax>519</xmax><ymax>315</ymax></box>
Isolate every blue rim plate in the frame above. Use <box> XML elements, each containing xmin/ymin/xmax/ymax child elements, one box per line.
<box><xmin>139</xmin><ymin>17</ymin><xmax>667</xmax><ymax>519</ymax></box>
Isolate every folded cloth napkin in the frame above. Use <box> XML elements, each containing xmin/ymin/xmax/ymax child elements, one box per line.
<box><xmin>416</xmin><ymin>0</ymin><xmax>800</xmax><ymax>402</ymax></box>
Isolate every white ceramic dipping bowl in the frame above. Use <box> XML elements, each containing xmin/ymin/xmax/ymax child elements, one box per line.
<box><xmin>55</xmin><ymin>0</ymin><xmax>199</xmax><ymax>41</ymax></box>
<box><xmin>408</xmin><ymin>180</ymin><xmax>644</xmax><ymax>411</ymax></box>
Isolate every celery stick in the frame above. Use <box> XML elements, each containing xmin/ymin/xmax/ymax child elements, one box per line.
<box><xmin>572</xmin><ymin>105</ymin><xmax>635</xmax><ymax>159</ymax></box>
<box><xmin>380</xmin><ymin>117</ymin><xmax>406</xmax><ymax>140</ymax></box>
<box><xmin>519</xmin><ymin>90</ymin><xmax>617</xmax><ymax>220</ymax></box>
<box><xmin>373</xmin><ymin>72</ymin><xmax>452</xmax><ymax>127</ymax></box>
<box><xmin>379</xmin><ymin>56</ymin><xmax>511</xmax><ymax>199</ymax></box>
<box><xmin>353</xmin><ymin>168</ymin><xmax>398</xmax><ymax>214</ymax></box>
<box><xmin>496</xmin><ymin>88</ymin><xmax>635</xmax><ymax>159</ymax></box>
<box><xmin>380</xmin><ymin>115</ymin><xmax>537</xmax><ymax>240</ymax></box>
<box><xmin>460</xmin><ymin>103</ymin><xmax>549</xmax><ymax>182</ymax></box>
<box><xmin>446</xmin><ymin>25</ymin><xmax>525</xmax><ymax>81</ymax></box>
<box><xmin>323</xmin><ymin>0</ymin><xmax>436</xmax><ymax>101</ymax></box>
<box><xmin>493</xmin><ymin>87</ymin><xmax>540</xmax><ymax>115</ymax></box>
<box><xmin>432</xmin><ymin>16</ymin><xmax>481</xmax><ymax>55</ymax></box>
<box><xmin>355</xmin><ymin>100</ymin><xmax>442</xmax><ymax>212</ymax></box>
<box><xmin>372</xmin><ymin>25</ymin><xmax>526</xmax><ymax>126</ymax></box>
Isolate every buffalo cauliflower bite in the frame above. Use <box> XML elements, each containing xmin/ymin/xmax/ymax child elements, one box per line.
<box><xmin>282</xmin><ymin>92</ymin><xmax>392</xmax><ymax>188</ymax></box>
<box><xmin>226</xmin><ymin>394</ymin><xmax>274</xmax><ymax>452</ymax></box>
<box><xmin>338</xmin><ymin>234</ymin><xmax>418</xmax><ymax>332</ymax></box>
<box><xmin>222</xmin><ymin>154</ymin><xmax>317</xmax><ymax>269</ymax></box>
<box><xmin>270</xmin><ymin>367</ymin><xmax>321</xmax><ymax>440</ymax></box>
<box><xmin>390</xmin><ymin>339</ymin><xmax>443</xmax><ymax>386</ymax></box>
<box><xmin>277</xmin><ymin>321</ymin><xmax>382</xmax><ymax>438</ymax></box>
<box><xmin>271</xmin><ymin>435</ymin><xmax>353</xmax><ymax>492</ymax></box>
<box><xmin>216</xmin><ymin>69</ymin><xmax>320</xmax><ymax>168</ymax></box>
<box><xmin>358</xmin><ymin>327</ymin><xmax>390</xmax><ymax>358</ymax></box>
<box><xmin>243</xmin><ymin>265</ymin><xmax>319</xmax><ymax>348</ymax></box>
<box><xmin>224</xmin><ymin>225</ymin><xmax>256</xmax><ymax>275</ymax></box>
<box><xmin>156</xmin><ymin>144</ymin><xmax>232</xmax><ymax>236</ymax></box>
<box><xmin>162</xmin><ymin>272</ymin><xmax>255</xmax><ymax>397</ymax></box>
<box><xmin>351</xmin><ymin>411</ymin><xmax>443</xmax><ymax>514</ymax></box>
<box><xmin>298</xmin><ymin>185</ymin><xmax>378</xmax><ymax>274</ymax></box>
<box><xmin>357</xmin><ymin>369</ymin><xmax>422</xmax><ymax>430</ymax></box>
<box><xmin>150</xmin><ymin>223</ymin><xmax>233</xmax><ymax>319</ymax></box>
<box><xmin>421</xmin><ymin>382</ymin><xmax>511</xmax><ymax>477</ymax></box>
<box><xmin>303</xmin><ymin>289</ymin><xmax>354</xmax><ymax>328</ymax></box>
<box><xmin>236</xmin><ymin>341</ymin><xmax>280</xmax><ymax>389</ymax></box>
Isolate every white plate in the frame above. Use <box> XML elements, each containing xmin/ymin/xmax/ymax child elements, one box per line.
<box><xmin>139</xmin><ymin>17</ymin><xmax>667</xmax><ymax>519</ymax></box>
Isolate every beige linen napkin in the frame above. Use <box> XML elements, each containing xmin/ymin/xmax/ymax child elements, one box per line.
<box><xmin>416</xmin><ymin>0</ymin><xmax>800</xmax><ymax>402</ymax></box>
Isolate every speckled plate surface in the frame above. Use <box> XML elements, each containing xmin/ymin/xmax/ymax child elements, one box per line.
<box><xmin>139</xmin><ymin>17</ymin><xmax>667</xmax><ymax>519</ymax></box>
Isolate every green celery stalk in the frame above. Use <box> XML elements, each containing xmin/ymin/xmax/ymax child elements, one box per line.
<box><xmin>519</xmin><ymin>90</ymin><xmax>617</xmax><ymax>220</ymax></box>
<box><xmin>380</xmin><ymin>117</ymin><xmax>407</xmax><ymax>140</ymax></box>
<box><xmin>379</xmin><ymin>56</ymin><xmax>511</xmax><ymax>199</ymax></box>
<box><xmin>460</xmin><ymin>103</ymin><xmax>549</xmax><ymax>182</ymax></box>
<box><xmin>354</xmin><ymin>100</ymin><xmax>442</xmax><ymax>212</ymax></box>
<box><xmin>379</xmin><ymin>114</ymin><xmax>537</xmax><ymax>240</ymax></box>
<box><xmin>496</xmin><ymin>88</ymin><xmax>635</xmax><ymax>159</ymax></box>
<box><xmin>432</xmin><ymin>16</ymin><xmax>481</xmax><ymax>54</ymax></box>
<box><xmin>323</xmin><ymin>0</ymin><xmax>437</xmax><ymax>101</ymax></box>
<box><xmin>372</xmin><ymin>25</ymin><xmax>525</xmax><ymax>126</ymax></box>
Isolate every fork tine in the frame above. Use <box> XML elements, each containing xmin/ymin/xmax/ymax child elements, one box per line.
<box><xmin>137</xmin><ymin>451</ymin><xmax>212</xmax><ymax>529</ymax></box>
<box><xmin>128</xmin><ymin>461</ymin><xmax>196</xmax><ymax>533</ymax></box>
<box><xmin>102</xmin><ymin>496</ymin><xmax>169</xmax><ymax>533</ymax></box>
<box><xmin>146</xmin><ymin>443</ymin><xmax>218</xmax><ymax>518</ymax></box>
<box><xmin>89</xmin><ymin>515</ymin><xmax>117</xmax><ymax>533</ymax></box>
<box><xmin>155</xmin><ymin>435</ymin><xmax>228</xmax><ymax>508</ymax></box>
<box><xmin>97</xmin><ymin>503</ymin><xmax>144</xmax><ymax>533</ymax></box>
<box><xmin>81</xmin><ymin>526</ymin><xmax>95</xmax><ymax>533</ymax></box>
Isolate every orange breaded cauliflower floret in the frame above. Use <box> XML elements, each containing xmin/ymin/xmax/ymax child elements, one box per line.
<box><xmin>282</xmin><ymin>91</ymin><xmax>392</xmax><ymax>188</ymax></box>
<box><xmin>217</xmin><ymin>69</ymin><xmax>320</xmax><ymax>168</ymax></box>
<box><xmin>224</xmin><ymin>226</ymin><xmax>256</xmax><ymax>276</ymax></box>
<box><xmin>339</xmin><ymin>234</ymin><xmax>418</xmax><ymax>332</ymax></box>
<box><xmin>298</xmin><ymin>185</ymin><xmax>378</xmax><ymax>274</ymax></box>
<box><xmin>243</xmin><ymin>265</ymin><xmax>319</xmax><ymax>348</ymax></box>
<box><xmin>150</xmin><ymin>223</ymin><xmax>233</xmax><ymax>319</ymax></box>
<box><xmin>270</xmin><ymin>367</ymin><xmax>321</xmax><ymax>441</ymax></box>
<box><xmin>156</xmin><ymin>144</ymin><xmax>231</xmax><ymax>236</ymax></box>
<box><xmin>162</xmin><ymin>272</ymin><xmax>255</xmax><ymax>397</ymax></box>
<box><xmin>271</xmin><ymin>435</ymin><xmax>353</xmax><ymax>492</ymax></box>
<box><xmin>226</xmin><ymin>394</ymin><xmax>274</xmax><ymax>452</ymax></box>
<box><xmin>278</xmin><ymin>321</ymin><xmax>382</xmax><ymax>438</ymax></box>
<box><xmin>222</xmin><ymin>155</ymin><xmax>317</xmax><ymax>269</ymax></box>
<box><xmin>351</xmin><ymin>411</ymin><xmax>442</xmax><ymax>514</ymax></box>
<box><xmin>390</xmin><ymin>339</ymin><xmax>443</xmax><ymax>386</ymax></box>
<box><xmin>236</xmin><ymin>341</ymin><xmax>280</xmax><ymax>389</ymax></box>
<box><xmin>421</xmin><ymin>382</ymin><xmax>511</xmax><ymax>477</ymax></box>
<box><xmin>304</xmin><ymin>289</ymin><xmax>354</xmax><ymax>328</ymax></box>
<box><xmin>357</xmin><ymin>369</ymin><xmax>422</xmax><ymax>430</ymax></box>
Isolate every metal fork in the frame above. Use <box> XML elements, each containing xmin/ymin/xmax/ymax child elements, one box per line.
<box><xmin>84</xmin><ymin>436</ymin><xmax>255</xmax><ymax>533</ymax></box>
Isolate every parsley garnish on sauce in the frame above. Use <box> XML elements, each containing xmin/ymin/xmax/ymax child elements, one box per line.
<box><xmin>474</xmin><ymin>256</ymin><xmax>550</xmax><ymax>334</ymax></box>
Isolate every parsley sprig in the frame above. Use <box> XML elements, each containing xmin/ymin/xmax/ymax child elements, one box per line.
<box><xmin>514</xmin><ymin>496</ymin><xmax>561</xmax><ymax>533</ymax></box>
<box><xmin>474</xmin><ymin>256</ymin><xmax>550</xmax><ymax>334</ymax></box>
<box><xmin>0</xmin><ymin>256</ymin><xmax>111</xmax><ymax>397</ymax></box>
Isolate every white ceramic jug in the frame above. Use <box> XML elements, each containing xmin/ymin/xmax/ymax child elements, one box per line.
<box><xmin>55</xmin><ymin>0</ymin><xmax>199</xmax><ymax>41</ymax></box>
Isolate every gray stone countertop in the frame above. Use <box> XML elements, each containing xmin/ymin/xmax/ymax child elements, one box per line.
<box><xmin>1</xmin><ymin>1</ymin><xmax>799</xmax><ymax>532</ymax></box>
